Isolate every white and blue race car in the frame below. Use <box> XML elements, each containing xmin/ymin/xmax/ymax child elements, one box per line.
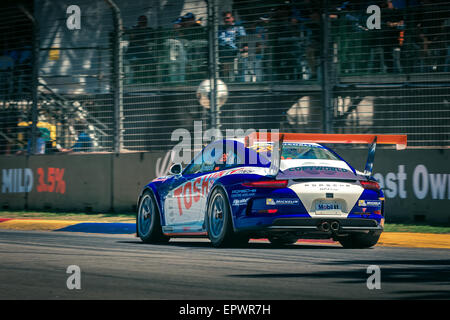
<box><xmin>136</xmin><ymin>133</ymin><xmax>407</xmax><ymax>248</ymax></box>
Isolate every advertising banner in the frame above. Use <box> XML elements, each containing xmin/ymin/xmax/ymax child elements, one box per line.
<box><xmin>0</xmin><ymin>149</ymin><xmax>448</xmax><ymax>223</ymax></box>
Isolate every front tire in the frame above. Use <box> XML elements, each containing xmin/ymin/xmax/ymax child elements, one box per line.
<box><xmin>206</xmin><ymin>188</ymin><xmax>248</xmax><ymax>248</ymax></box>
<box><xmin>137</xmin><ymin>191</ymin><xmax>170</xmax><ymax>244</ymax></box>
<box><xmin>337</xmin><ymin>232</ymin><xmax>381</xmax><ymax>249</ymax></box>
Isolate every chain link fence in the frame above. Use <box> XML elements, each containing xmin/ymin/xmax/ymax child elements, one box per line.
<box><xmin>0</xmin><ymin>0</ymin><xmax>449</xmax><ymax>155</ymax></box>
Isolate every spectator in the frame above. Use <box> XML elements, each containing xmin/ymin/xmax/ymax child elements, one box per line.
<box><xmin>16</xmin><ymin>118</ymin><xmax>60</xmax><ymax>155</ymax></box>
<box><xmin>381</xmin><ymin>0</ymin><xmax>404</xmax><ymax>73</ymax></box>
<box><xmin>164</xmin><ymin>16</ymin><xmax>188</xmax><ymax>82</ymax></box>
<box><xmin>253</xmin><ymin>14</ymin><xmax>271</xmax><ymax>81</ymax></box>
<box><xmin>332</xmin><ymin>1</ymin><xmax>370</xmax><ymax>74</ymax></box>
<box><xmin>270</xmin><ymin>0</ymin><xmax>321</xmax><ymax>80</ymax></box>
<box><xmin>444</xmin><ymin>4</ymin><xmax>450</xmax><ymax>72</ymax></box>
<box><xmin>23</xmin><ymin>126</ymin><xmax>49</xmax><ymax>155</ymax></box>
<box><xmin>0</xmin><ymin>110</ymin><xmax>19</xmax><ymax>155</ymax></box>
<box><xmin>270</xmin><ymin>2</ymin><xmax>307</xmax><ymax>80</ymax></box>
<box><xmin>238</xmin><ymin>43</ymin><xmax>252</xmax><ymax>82</ymax></box>
<box><xmin>176</xmin><ymin>12</ymin><xmax>204</xmax><ymax>41</ymax></box>
<box><xmin>125</xmin><ymin>15</ymin><xmax>156</xmax><ymax>84</ymax></box>
<box><xmin>0</xmin><ymin>49</ymin><xmax>14</xmax><ymax>98</ymax></box>
<box><xmin>303</xmin><ymin>5</ymin><xmax>322</xmax><ymax>79</ymax></box>
<box><xmin>14</xmin><ymin>38</ymin><xmax>32</xmax><ymax>93</ymax></box>
<box><xmin>269</xmin><ymin>2</ymin><xmax>295</xmax><ymax>80</ymax></box>
<box><xmin>398</xmin><ymin>0</ymin><xmax>422</xmax><ymax>73</ymax></box>
<box><xmin>55</xmin><ymin>123</ymin><xmax>94</xmax><ymax>153</ymax></box>
<box><xmin>175</xmin><ymin>12</ymin><xmax>208</xmax><ymax>81</ymax></box>
<box><xmin>218</xmin><ymin>11</ymin><xmax>246</xmax><ymax>81</ymax></box>
<box><xmin>71</xmin><ymin>124</ymin><xmax>94</xmax><ymax>152</ymax></box>
<box><xmin>417</xmin><ymin>0</ymin><xmax>447</xmax><ymax>72</ymax></box>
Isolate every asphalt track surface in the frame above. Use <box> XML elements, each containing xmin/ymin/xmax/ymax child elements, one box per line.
<box><xmin>0</xmin><ymin>229</ymin><xmax>449</xmax><ymax>300</ymax></box>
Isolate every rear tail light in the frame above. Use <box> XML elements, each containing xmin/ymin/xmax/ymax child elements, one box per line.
<box><xmin>360</xmin><ymin>180</ymin><xmax>380</xmax><ymax>191</ymax></box>
<box><xmin>258</xmin><ymin>209</ymin><xmax>278</xmax><ymax>214</ymax></box>
<box><xmin>242</xmin><ymin>180</ymin><xmax>288</xmax><ymax>188</ymax></box>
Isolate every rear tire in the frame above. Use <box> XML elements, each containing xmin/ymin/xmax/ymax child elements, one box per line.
<box><xmin>137</xmin><ymin>191</ymin><xmax>170</xmax><ymax>244</ymax></box>
<box><xmin>338</xmin><ymin>232</ymin><xmax>380</xmax><ymax>249</ymax></box>
<box><xmin>206</xmin><ymin>188</ymin><xmax>248</xmax><ymax>248</ymax></box>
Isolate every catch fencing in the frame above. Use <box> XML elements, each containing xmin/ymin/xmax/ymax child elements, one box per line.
<box><xmin>0</xmin><ymin>0</ymin><xmax>450</xmax><ymax>155</ymax></box>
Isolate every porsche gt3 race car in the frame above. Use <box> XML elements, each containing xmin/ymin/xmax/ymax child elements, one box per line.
<box><xmin>136</xmin><ymin>133</ymin><xmax>407</xmax><ymax>248</ymax></box>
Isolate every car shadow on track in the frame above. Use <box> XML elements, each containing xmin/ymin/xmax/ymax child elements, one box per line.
<box><xmin>391</xmin><ymin>290</ymin><xmax>450</xmax><ymax>299</ymax></box>
<box><xmin>228</xmin><ymin>260</ymin><xmax>450</xmax><ymax>299</ymax></box>
<box><xmin>116</xmin><ymin>239</ymin><xmax>343</xmax><ymax>250</ymax></box>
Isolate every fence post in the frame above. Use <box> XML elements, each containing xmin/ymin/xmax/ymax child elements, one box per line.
<box><xmin>207</xmin><ymin>0</ymin><xmax>220</xmax><ymax>130</ymax></box>
<box><xmin>105</xmin><ymin>0</ymin><xmax>124</xmax><ymax>153</ymax></box>
<box><xmin>321</xmin><ymin>0</ymin><xmax>333</xmax><ymax>134</ymax></box>
<box><xmin>19</xmin><ymin>6</ymin><xmax>39</xmax><ymax>154</ymax></box>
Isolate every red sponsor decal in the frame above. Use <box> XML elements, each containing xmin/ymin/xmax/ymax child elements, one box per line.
<box><xmin>36</xmin><ymin>167</ymin><xmax>66</xmax><ymax>194</ymax></box>
<box><xmin>183</xmin><ymin>183</ymin><xmax>192</xmax><ymax>210</ymax></box>
<box><xmin>174</xmin><ymin>186</ymin><xmax>183</xmax><ymax>215</ymax></box>
<box><xmin>172</xmin><ymin>169</ymin><xmax>240</xmax><ymax>216</ymax></box>
<box><xmin>201</xmin><ymin>176</ymin><xmax>210</xmax><ymax>196</ymax></box>
<box><xmin>193</xmin><ymin>178</ymin><xmax>201</xmax><ymax>202</ymax></box>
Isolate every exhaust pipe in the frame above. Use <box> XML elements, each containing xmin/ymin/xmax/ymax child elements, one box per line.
<box><xmin>331</xmin><ymin>221</ymin><xmax>340</xmax><ymax>232</ymax></box>
<box><xmin>319</xmin><ymin>221</ymin><xmax>330</xmax><ymax>232</ymax></box>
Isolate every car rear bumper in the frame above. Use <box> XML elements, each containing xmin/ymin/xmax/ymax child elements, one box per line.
<box><xmin>236</xmin><ymin>217</ymin><xmax>383</xmax><ymax>235</ymax></box>
<box><xmin>268</xmin><ymin>217</ymin><xmax>382</xmax><ymax>231</ymax></box>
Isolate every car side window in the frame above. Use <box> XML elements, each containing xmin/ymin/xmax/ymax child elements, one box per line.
<box><xmin>201</xmin><ymin>143</ymin><xmax>244</xmax><ymax>172</ymax></box>
<box><xmin>183</xmin><ymin>162</ymin><xmax>202</xmax><ymax>175</ymax></box>
<box><xmin>200</xmin><ymin>146</ymin><xmax>220</xmax><ymax>173</ymax></box>
<box><xmin>182</xmin><ymin>145</ymin><xmax>218</xmax><ymax>175</ymax></box>
<box><xmin>223</xmin><ymin>148</ymin><xmax>242</xmax><ymax>169</ymax></box>
<box><xmin>183</xmin><ymin>151</ymin><xmax>204</xmax><ymax>176</ymax></box>
<box><xmin>183</xmin><ymin>142</ymin><xmax>246</xmax><ymax>175</ymax></box>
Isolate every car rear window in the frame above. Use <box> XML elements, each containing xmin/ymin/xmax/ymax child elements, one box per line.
<box><xmin>251</xmin><ymin>143</ymin><xmax>340</xmax><ymax>161</ymax></box>
<box><xmin>282</xmin><ymin>144</ymin><xmax>340</xmax><ymax>160</ymax></box>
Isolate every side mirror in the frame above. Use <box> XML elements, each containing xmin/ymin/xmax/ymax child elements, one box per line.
<box><xmin>169</xmin><ymin>163</ymin><xmax>183</xmax><ymax>175</ymax></box>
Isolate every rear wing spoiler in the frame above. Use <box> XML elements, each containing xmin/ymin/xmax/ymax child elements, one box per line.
<box><xmin>245</xmin><ymin>132</ymin><xmax>407</xmax><ymax>177</ymax></box>
<box><xmin>245</xmin><ymin>132</ymin><xmax>407</xmax><ymax>150</ymax></box>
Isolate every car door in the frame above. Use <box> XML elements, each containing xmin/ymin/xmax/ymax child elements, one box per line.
<box><xmin>164</xmin><ymin>142</ymin><xmax>230</xmax><ymax>228</ymax></box>
<box><xmin>162</xmin><ymin>144</ymin><xmax>211</xmax><ymax>228</ymax></box>
<box><xmin>162</xmin><ymin>172</ymin><xmax>189</xmax><ymax>227</ymax></box>
<box><xmin>164</xmin><ymin>140</ymin><xmax>242</xmax><ymax>230</ymax></box>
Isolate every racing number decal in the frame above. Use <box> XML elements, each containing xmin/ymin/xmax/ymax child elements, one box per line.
<box><xmin>36</xmin><ymin>167</ymin><xmax>66</xmax><ymax>194</ymax></box>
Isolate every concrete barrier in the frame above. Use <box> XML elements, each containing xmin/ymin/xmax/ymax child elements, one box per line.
<box><xmin>112</xmin><ymin>152</ymin><xmax>165</xmax><ymax>211</ymax></box>
<box><xmin>0</xmin><ymin>149</ymin><xmax>449</xmax><ymax>223</ymax></box>
<box><xmin>335</xmin><ymin>148</ymin><xmax>449</xmax><ymax>223</ymax></box>
<box><xmin>0</xmin><ymin>151</ymin><xmax>166</xmax><ymax>213</ymax></box>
